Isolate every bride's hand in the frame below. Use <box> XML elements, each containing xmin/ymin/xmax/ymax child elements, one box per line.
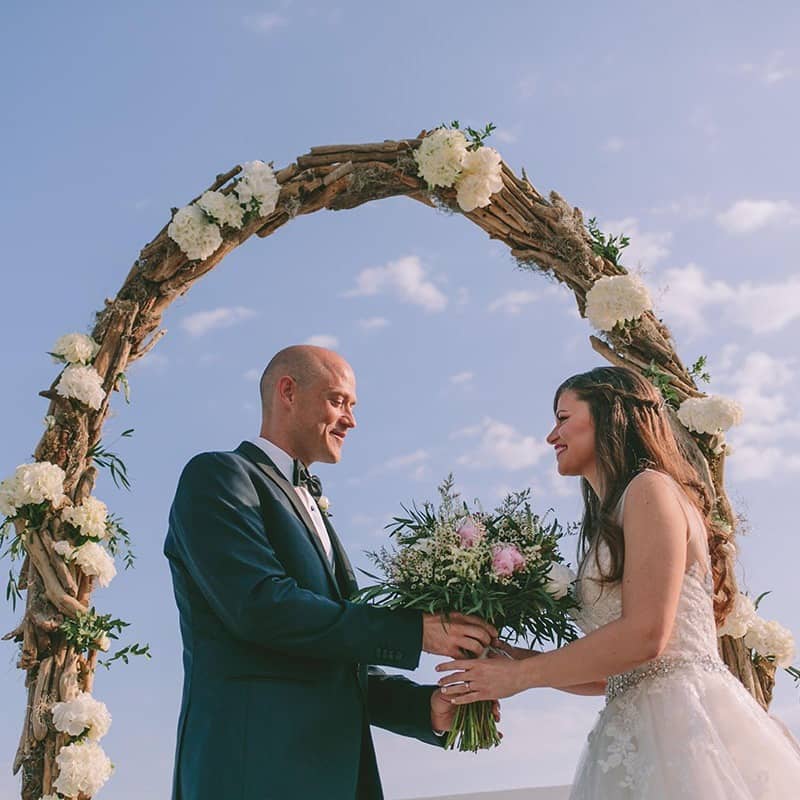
<box><xmin>436</xmin><ymin>655</ymin><xmax>528</xmax><ymax>702</ymax></box>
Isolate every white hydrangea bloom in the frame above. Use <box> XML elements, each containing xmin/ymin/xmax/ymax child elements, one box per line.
<box><xmin>455</xmin><ymin>146</ymin><xmax>504</xmax><ymax>212</ymax></box>
<box><xmin>0</xmin><ymin>462</ymin><xmax>67</xmax><ymax>517</ymax></box>
<box><xmin>0</xmin><ymin>477</ymin><xmax>17</xmax><ymax>518</ymax></box>
<box><xmin>544</xmin><ymin>563</ymin><xmax>576</xmax><ymax>600</ymax></box>
<box><xmin>58</xmin><ymin>541</ymin><xmax>117</xmax><ymax>587</ymax></box>
<box><xmin>53</xmin><ymin>539</ymin><xmax>74</xmax><ymax>559</ymax></box>
<box><xmin>51</xmin><ymin>333</ymin><xmax>100</xmax><ymax>365</ymax></box>
<box><xmin>745</xmin><ymin>617</ymin><xmax>796</xmax><ymax>668</ymax></box>
<box><xmin>168</xmin><ymin>204</ymin><xmax>223</xmax><ymax>261</ymax></box>
<box><xmin>54</xmin><ymin>741</ymin><xmax>114</xmax><ymax>798</ymax></box>
<box><xmin>717</xmin><ymin>592</ymin><xmax>756</xmax><ymax>639</ymax></box>
<box><xmin>414</xmin><ymin>128</ymin><xmax>469</xmax><ymax>188</ymax></box>
<box><xmin>197</xmin><ymin>190</ymin><xmax>245</xmax><ymax>229</ymax></box>
<box><xmin>584</xmin><ymin>274</ymin><xmax>652</xmax><ymax>331</ymax></box>
<box><xmin>39</xmin><ymin>795</ymin><xmax>60</xmax><ymax>800</ymax></box>
<box><xmin>62</xmin><ymin>496</ymin><xmax>108</xmax><ymax>540</ymax></box>
<box><xmin>677</xmin><ymin>395</ymin><xmax>744</xmax><ymax>435</ymax></box>
<box><xmin>52</xmin><ymin>692</ymin><xmax>112</xmax><ymax>740</ymax></box>
<box><xmin>55</xmin><ymin>364</ymin><xmax>106</xmax><ymax>411</ymax></box>
<box><xmin>234</xmin><ymin>160</ymin><xmax>280</xmax><ymax>217</ymax></box>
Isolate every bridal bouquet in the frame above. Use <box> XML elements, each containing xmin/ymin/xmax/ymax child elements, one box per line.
<box><xmin>360</xmin><ymin>476</ymin><xmax>579</xmax><ymax>752</ymax></box>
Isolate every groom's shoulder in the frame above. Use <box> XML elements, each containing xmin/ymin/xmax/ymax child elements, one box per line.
<box><xmin>178</xmin><ymin>445</ymin><xmax>255</xmax><ymax>485</ymax></box>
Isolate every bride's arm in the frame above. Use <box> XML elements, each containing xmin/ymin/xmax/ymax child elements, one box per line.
<box><xmin>438</xmin><ymin>472</ymin><xmax>688</xmax><ymax>697</ymax></box>
<box><xmin>494</xmin><ymin>643</ymin><xmax>606</xmax><ymax>696</ymax></box>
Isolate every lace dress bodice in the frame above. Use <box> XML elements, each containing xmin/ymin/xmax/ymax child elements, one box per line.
<box><xmin>576</xmin><ymin>545</ymin><xmax>719</xmax><ymax>662</ymax></box>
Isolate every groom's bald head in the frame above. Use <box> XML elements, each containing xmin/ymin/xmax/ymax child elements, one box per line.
<box><xmin>259</xmin><ymin>345</ymin><xmax>357</xmax><ymax>465</ymax></box>
<box><xmin>259</xmin><ymin>345</ymin><xmax>333</xmax><ymax>409</ymax></box>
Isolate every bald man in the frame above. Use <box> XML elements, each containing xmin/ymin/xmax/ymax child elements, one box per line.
<box><xmin>164</xmin><ymin>346</ymin><xmax>496</xmax><ymax>800</ymax></box>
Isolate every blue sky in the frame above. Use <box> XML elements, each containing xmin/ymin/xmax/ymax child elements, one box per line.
<box><xmin>1</xmin><ymin>2</ymin><xmax>799</xmax><ymax>797</ymax></box>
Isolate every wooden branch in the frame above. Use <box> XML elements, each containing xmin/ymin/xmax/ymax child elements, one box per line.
<box><xmin>25</xmin><ymin>532</ymin><xmax>86</xmax><ymax>618</ymax></box>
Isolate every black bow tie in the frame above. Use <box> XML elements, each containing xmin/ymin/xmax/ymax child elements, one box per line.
<box><xmin>292</xmin><ymin>460</ymin><xmax>323</xmax><ymax>500</ymax></box>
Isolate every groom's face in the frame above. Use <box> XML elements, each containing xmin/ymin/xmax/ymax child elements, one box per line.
<box><xmin>291</xmin><ymin>359</ymin><xmax>357</xmax><ymax>466</ymax></box>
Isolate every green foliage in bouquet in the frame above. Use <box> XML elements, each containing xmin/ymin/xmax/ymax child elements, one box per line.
<box><xmin>359</xmin><ymin>476</ymin><xmax>579</xmax><ymax>751</ymax></box>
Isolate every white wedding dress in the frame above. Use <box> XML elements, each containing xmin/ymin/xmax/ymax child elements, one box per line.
<box><xmin>569</xmin><ymin>471</ymin><xmax>800</xmax><ymax>799</ymax></box>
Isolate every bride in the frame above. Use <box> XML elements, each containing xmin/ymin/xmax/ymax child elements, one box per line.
<box><xmin>436</xmin><ymin>366</ymin><xmax>800</xmax><ymax>798</ymax></box>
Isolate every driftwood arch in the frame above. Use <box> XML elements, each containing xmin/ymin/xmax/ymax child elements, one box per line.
<box><xmin>7</xmin><ymin>135</ymin><xmax>772</xmax><ymax>798</ymax></box>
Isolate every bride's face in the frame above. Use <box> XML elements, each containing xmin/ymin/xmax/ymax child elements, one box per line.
<box><xmin>546</xmin><ymin>390</ymin><xmax>597</xmax><ymax>478</ymax></box>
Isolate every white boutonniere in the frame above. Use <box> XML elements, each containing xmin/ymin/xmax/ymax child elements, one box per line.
<box><xmin>317</xmin><ymin>495</ymin><xmax>331</xmax><ymax>516</ymax></box>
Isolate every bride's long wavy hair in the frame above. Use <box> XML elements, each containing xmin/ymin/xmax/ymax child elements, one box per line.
<box><xmin>555</xmin><ymin>366</ymin><xmax>735</xmax><ymax>625</ymax></box>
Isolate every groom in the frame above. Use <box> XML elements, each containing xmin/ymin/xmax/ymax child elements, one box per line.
<box><xmin>164</xmin><ymin>345</ymin><xmax>497</xmax><ymax>800</ymax></box>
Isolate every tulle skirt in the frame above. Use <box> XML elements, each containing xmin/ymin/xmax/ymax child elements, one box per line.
<box><xmin>569</xmin><ymin>664</ymin><xmax>800</xmax><ymax>799</ymax></box>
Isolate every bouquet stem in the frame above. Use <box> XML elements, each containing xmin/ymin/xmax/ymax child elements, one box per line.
<box><xmin>444</xmin><ymin>700</ymin><xmax>501</xmax><ymax>752</ymax></box>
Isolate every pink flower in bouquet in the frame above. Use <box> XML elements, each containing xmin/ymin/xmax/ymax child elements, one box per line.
<box><xmin>491</xmin><ymin>544</ymin><xmax>526</xmax><ymax>577</ymax></box>
<box><xmin>456</xmin><ymin>518</ymin><xmax>483</xmax><ymax>548</ymax></box>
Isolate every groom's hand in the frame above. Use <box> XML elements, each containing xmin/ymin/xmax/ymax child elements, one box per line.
<box><xmin>422</xmin><ymin>612</ymin><xmax>498</xmax><ymax>658</ymax></box>
<box><xmin>430</xmin><ymin>688</ymin><xmax>501</xmax><ymax>735</ymax></box>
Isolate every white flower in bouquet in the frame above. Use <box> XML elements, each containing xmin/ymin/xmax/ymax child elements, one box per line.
<box><xmin>544</xmin><ymin>563</ymin><xmax>576</xmax><ymax>600</ymax></box>
<box><xmin>197</xmin><ymin>190</ymin><xmax>245</xmax><ymax>229</ymax></box>
<box><xmin>62</xmin><ymin>496</ymin><xmax>108</xmax><ymax>540</ymax></box>
<box><xmin>717</xmin><ymin>592</ymin><xmax>756</xmax><ymax>639</ymax></box>
<box><xmin>584</xmin><ymin>274</ymin><xmax>652</xmax><ymax>331</ymax></box>
<box><xmin>52</xmin><ymin>692</ymin><xmax>112</xmax><ymax>740</ymax></box>
<box><xmin>677</xmin><ymin>395</ymin><xmax>744</xmax><ymax>435</ymax></box>
<box><xmin>0</xmin><ymin>462</ymin><xmax>67</xmax><ymax>517</ymax></box>
<box><xmin>55</xmin><ymin>364</ymin><xmax>106</xmax><ymax>411</ymax></box>
<box><xmin>56</xmin><ymin>541</ymin><xmax>117</xmax><ymax>587</ymax></box>
<box><xmin>168</xmin><ymin>204</ymin><xmax>223</xmax><ymax>261</ymax></box>
<box><xmin>414</xmin><ymin>128</ymin><xmax>469</xmax><ymax>188</ymax></box>
<box><xmin>39</xmin><ymin>794</ymin><xmax>60</xmax><ymax>800</ymax></box>
<box><xmin>745</xmin><ymin>617</ymin><xmax>796</xmax><ymax>668</ymax></box>
<box><xmin>54</xmin><ymin>740</ymin><xmax>114</xmax><ymax>798</ymax></box>
<box><xmin>51</xmin><ymin>333</ymin><xmax>100</xmax><ymax>365</ymax></box>
<box><xmin>234</xmin><ymin>160</ymin><xmax>280</xmax><ymax>217</ymax></box>
<box><xmin>455</xmin><ymin>146</ymin><xmax>504</xmax><ymax>212</ymax></box>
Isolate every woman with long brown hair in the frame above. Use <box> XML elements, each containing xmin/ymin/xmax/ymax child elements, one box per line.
<box><xmin>437</xmin><ymin>366</ymin><xmax>800</xmax><ymax>798</ymax></box>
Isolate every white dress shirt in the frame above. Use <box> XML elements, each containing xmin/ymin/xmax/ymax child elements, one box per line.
<box><xmin>249</xmin><ymin>437</ymin><xmax>334</xmax><ymax>564</ymax></box>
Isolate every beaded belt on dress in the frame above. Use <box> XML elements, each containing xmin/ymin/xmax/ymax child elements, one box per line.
<box><xmin>605</xmin><ymin>654</ymin><xmax>729</xmax><ymax>704</ymax></box>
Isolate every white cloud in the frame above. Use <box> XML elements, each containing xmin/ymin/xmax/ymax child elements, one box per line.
<box><xmin>488</xmin><ymin>289</ymin><xmax>539</xmax><ymax>314</ymax></box>
<box><xmin>370</xmin><ymin>449</ymin><xmax>431</xmax><ymax>482</ymax></box>
<box><xmin>305</xmin><ymin>334</ymin><xmax>339</xmax><ymax>348</ymax></box>
<box><xmin>716</xmin><ymin>199</ymin><xmax>798</xmax><ymax>234</ymax></box>
<box><xmin>383</xmin><ymin>449</ymin><xmax>430</xmax><ymax>471</ymax></box>
<box><xmin>181</xmin><ymin>306</ymin><xmax>256</xmax><ymax>337</ymax></box>
<box><xmin>602</xmin><ymin>136</ymin><xmax>626</xmax><ymax>153</ymax></box>
<box><xmin>344</xmin><ymin>255</ymin><xmax>447</xmax><ymax>312</ymax></box>
<box><xmin>358</xmin><ymin>317</ymin><xmax>390</xmax><ymax>330</ymax></box>
<box><xmin>650</xmin><ymin>195</ymin><xmax>711</xmax><ymax>220</ymax></box>
<box><xmin>450</xmin><ymin>371</ymin><xmax>474</xmax><ymax>385</ymax></box>
<box><xmin>715</xmin><ymin>349</ymin><xmax>800</xmax><ymax>481</ymax></box>
<box><xmin>456</xmin><ymin>417</ymin><xmax>549</xmax><ymax>471</ymax></box>
<box><xmin>495</xmin><ymin>126</ymin><xmax>521</xmax><ymax>144</ymax></box>
<box><xmin>242</xmin><ymin>13</ymin><xmax>288</xmax><ymax>33</ymax></box>
<box><xmin>657</xmin><ymin>264</ymin><xmax>800</xmax><ymax>336</ymax></box>
<box><xmin>739</xmin><ymin>51</ymin><xmax>794</xmax><ymax>85</ymax></box>
<box><xmin>601</xmin><ymin>217</ymin><xmax>672</xmax><ymax>269</ymax></box>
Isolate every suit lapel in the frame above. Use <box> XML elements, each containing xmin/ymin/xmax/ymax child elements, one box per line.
<box><xmin>321</xmin><ymin>513</ymin><xmax>358</xmax><ymax>598</ymax></box>
<box><xmin>236</xmin><ymin>441</ymin><xmax>341</xmax><ymax>597</ymax></box>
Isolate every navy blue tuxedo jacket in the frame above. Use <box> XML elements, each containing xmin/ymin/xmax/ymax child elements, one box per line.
<box><xmin>164</xmin><ymin>441</ymin><xmax>442</xmax><ymax>800</ymax></box>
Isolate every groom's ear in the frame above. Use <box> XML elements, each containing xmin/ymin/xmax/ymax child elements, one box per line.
<box><xmin>276</xmin><ymin>375</ymin><xmax>298</xmax><ymax>406</ymax></box>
